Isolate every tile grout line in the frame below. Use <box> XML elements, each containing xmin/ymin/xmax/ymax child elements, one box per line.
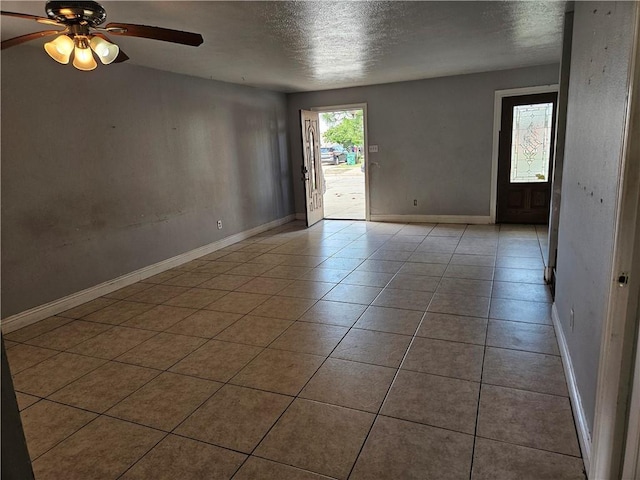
<box><xmin>468</xmin><ymin>225</ymin><xmax>497</xmax><ymax>480</ymax></box>
<box><xmin>220</xmin><ymin>223</ymin><xmax>378</xmax><ymax>478</ymax></box>
<box><xmin>105</xmin><ymin>225</ymin><xmax>335</xmax><ymax>479</ymax></box>
<box><xmin>130</xmin><ymin>222</ymin><xmax>366</xmax><ymax>476</ymax></box>
<box><xmin>13</xmin><ymin>221</ymin><xmax>573</xmax><ymax>479</ymax></box>
<box><xmin>344</xmin><ymin>223</ymin><xmax>465</xmax><ymax>479</ymax></box>
<box><xmin>226</xmin><ymin>222</ymin><xmax>438</xmax><ymax>478</ymax></box>
<box><xmin>470</xmin><ymin>225</ymin><xmax>566</xmax><ymax>472</ymax></box>
<box><xmin>16</xmin><ymin>225</ymin><xmax>416</xmax><ymax>472</ymax></box>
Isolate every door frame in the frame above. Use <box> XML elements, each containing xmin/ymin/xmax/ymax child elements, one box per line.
<box><xmin>622</xmin><ymin>306</ymin><xmax>640</xmax><ymax>479</ymax></box>
<box><xmin>490</xmin><ymin>85</ymin><xmax>559</xmax><ymax>224</ymax></box>
<box><xmin>311</xmin><ymin>103</ymin><xmax>370</xmax><ymax>221</ymax></box>
<box><xmin>592</xmin><ymin>5</ymin><xmax>640</xmax><ymax>477</ymax></box>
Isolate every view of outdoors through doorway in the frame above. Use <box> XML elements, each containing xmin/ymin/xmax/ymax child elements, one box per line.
<box><xmin>318</xmin><ymin>108</ymin><xmax>366</xmax><ymax>220</ymax></box>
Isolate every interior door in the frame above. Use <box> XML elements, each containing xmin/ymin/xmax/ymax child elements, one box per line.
<box><xmin>300</xmin><ymin>109</ymin><xmax>324</xmax><ymax>227</ymax></box>
<box><xmin>497</xmin><ymin>92</ymin><xmax>558</xmax><ymax>224</ymax></box>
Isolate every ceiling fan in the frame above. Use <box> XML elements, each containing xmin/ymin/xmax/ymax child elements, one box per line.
<box><xmin>1</xmin><ymin>0</ymin><xmax>204</xmax><ymax>71</ymax></box>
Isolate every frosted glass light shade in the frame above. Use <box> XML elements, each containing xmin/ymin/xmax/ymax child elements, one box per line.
<box><xmin>90</xmin><ymin>36</ymin><xmax>119</xmax><ymax>64</ymax></box>
<box><xmin>44</xmin><ymin>35</ymin><xmax>74</xmax><ymax>64</ymax></box>
<box><xmin>73</xmin><ymin>45</ymin><xmax>97</xmax><ymax>71</ymax></box>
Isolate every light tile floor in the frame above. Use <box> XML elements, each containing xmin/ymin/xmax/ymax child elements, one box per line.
<box><xmin>5</xmin><ymin>220</ymin><xmax>586</xmax><ymax>479</ymax></box>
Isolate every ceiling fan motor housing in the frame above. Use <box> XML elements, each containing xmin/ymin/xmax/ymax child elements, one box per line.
<box><xmin>45</xmin><ymin>0</ymin><xmax>107</xmax><ymax>26</ymax></box>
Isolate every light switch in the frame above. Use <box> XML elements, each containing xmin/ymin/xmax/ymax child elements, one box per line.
<box><xmin>368</xmin><ymin>145</ymin><xmax>379</xmax><ymax>153</ymax></box>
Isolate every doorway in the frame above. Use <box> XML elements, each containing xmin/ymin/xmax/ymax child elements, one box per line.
<box><xmin>496</xmin><ymin>91</ymin><xmax>558</xmax><ymax>224</ymax></box>
<box><xmin>315</xmin><ymin>106</ymin><xmax>367</xmax><ymax>220</ymax></box>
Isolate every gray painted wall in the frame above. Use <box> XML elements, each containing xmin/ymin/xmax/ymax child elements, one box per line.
<box><xmin>287</xmin><ymin>64</ymin><xmax>559</xmax><ymax>217</ymax></box>
<box><xmin>555</xmin><ymin>1</ymin><xmax>637</xmax><ymax>436</ymax></box>
<box><xmin>1</xmin><ymin>46</ymin><xmax>293</xmax><ymax>318</ymax></box>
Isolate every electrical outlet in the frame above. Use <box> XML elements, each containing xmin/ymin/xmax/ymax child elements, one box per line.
<box><xmin>569</xmin><ymin>307</ymin><xmax>574</xmax><ymax>331</ymax></box>
<box><xmin>414</xmin><ymin>199</ymin><xmax>418</xmax><ymax>206</ymax></box>
<box><xmin>217</xmin><ymin>220</ymin><xmax>223</xmax><ymax>230</ymax></box>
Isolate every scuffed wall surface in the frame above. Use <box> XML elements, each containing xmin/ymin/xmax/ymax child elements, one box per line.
<box><xmin>287</xmin><ymin>64</ymin><xmax>559</xmax><ymax>217</ymax></box>
<box><xmin>1</xmin><ymin>47</ymin><xmax>293</xmax><ymax>317</ymax></box>
<box><xmin>555</xmin><ymin>1</ymin><xmax>636</xmax><ymax>435</ymax></box>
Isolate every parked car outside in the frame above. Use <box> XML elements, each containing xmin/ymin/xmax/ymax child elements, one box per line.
<box><xmin>321</xmin><ymin>144</ymin><xmax>347</xmax><ymax>164</ymax></box>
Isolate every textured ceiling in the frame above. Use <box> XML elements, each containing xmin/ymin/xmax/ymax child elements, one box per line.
<box><xmin>1</xmin><ymin>1</ymin><xmax>567</xmax><ymax>92</ymax></box>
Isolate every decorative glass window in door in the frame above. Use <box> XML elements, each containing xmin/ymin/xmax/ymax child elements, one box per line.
<box><xmin>308</xmin><ymin>127</ymin><xmax>317</xmax><ymax>192</ymax></box>
<box><xmin>510</xmin><ymin>102</ymin><xmax>554</xmax><ymax>183</ymax></box>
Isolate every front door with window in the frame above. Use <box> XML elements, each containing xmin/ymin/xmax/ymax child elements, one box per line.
<box><xmin>300</xmin><ymin>110</ymin><xmax>324</xmax><ymax>227</ymax></box>
<box><xmin>497</xmin><ymin>92</ymin><xmax>558</xmax><ymax>224</ymax></box>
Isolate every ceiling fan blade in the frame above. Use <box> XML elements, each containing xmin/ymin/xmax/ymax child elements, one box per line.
<box><xmin>93</xmin><ymin>33</ymin><xmax>129</xmax><ymax>63</ymax></box>
<box><xmin>1</xmin><ymin>10</ymin><xmax>63</xmax><ymax>26</ymax></box>
<box><xmin>105</xmin><ymin>23</ymin><xmax>203</xmax><ymax>46</ymax></box>
<box><xmin>1</xmin><ymin>30</ymin><xmax>60</xmax><ymax>50</ymax></box>
<box><xmin>36</xmin><ymin>18</ymin><xmax>62</xmax><ymax>26</ymax></box>
<box><xmin>1</xmin><ymin>10</ymin><xmax>49</xmax><ymax>21</ymax></box>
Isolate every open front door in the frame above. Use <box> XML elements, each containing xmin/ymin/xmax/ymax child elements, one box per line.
<box><xmin>300</xmin><ymin>110</ymin><xmax>324</xmax><ymax>227</ymax></box>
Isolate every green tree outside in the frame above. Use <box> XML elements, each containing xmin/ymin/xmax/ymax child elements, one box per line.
<box><xmin>321</xmin><ymin>110</ymin><xmax>364</xmax><ymax>149</ymax></box>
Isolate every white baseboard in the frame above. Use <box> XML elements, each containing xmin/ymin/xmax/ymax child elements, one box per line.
<box><xmin>552</xmin><ymin>302</ymin><xmax>592</xmax><ymax>474</ymax></box>
<box><xmin>369</xmin><ymin>214</ymin><xmax>493</xmax><ymax>224</ymax></box>
<box><xmin>1</xmin><ymin>214</ymin><xmax>296</xmax><ymax>334</ymax></box>
<box><xmin>292</xmin><ymin>213</ymin><xmax>492</xmax><ymax>225</ymax></box>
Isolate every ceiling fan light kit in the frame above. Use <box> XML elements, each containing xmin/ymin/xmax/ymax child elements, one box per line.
<box><xmin>43</xmin><ymin>33</ymin><xmax>113</xmax><ymax>70</ymax></box>
<box><xmin>89</xmin><ymin>35</ymin><xmax>119</xmax><ymax>64</ymax></box>
<box><xmin>71</xmin><ymin>36</ymin><xmax>97</xmax><ymax>70</ymax></box>
<box><xmin>2</xmin><ymin>0</ymin><xmax>204</xmax><ymax>72</ymax></box>
<box><xmin>43</xmin><ymin>33</ymin><xmax>73</xmax><ymax>63</ymax></box>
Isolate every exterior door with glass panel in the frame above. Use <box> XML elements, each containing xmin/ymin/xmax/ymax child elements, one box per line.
<box><xmin>497</xmin><ymin>92</ymin><xmax>558</xmax><ymax>224</ymax></box>
<box><xmin>300</xmin><ymin>110</ymin><xmax>324</xmax><ymax>227</ymax></box>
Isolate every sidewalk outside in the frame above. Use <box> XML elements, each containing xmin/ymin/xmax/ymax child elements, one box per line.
<box><xmin>322</xmin><ymin>164</ymin><xmax>365</xmax><ymax>220</ymax></box>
